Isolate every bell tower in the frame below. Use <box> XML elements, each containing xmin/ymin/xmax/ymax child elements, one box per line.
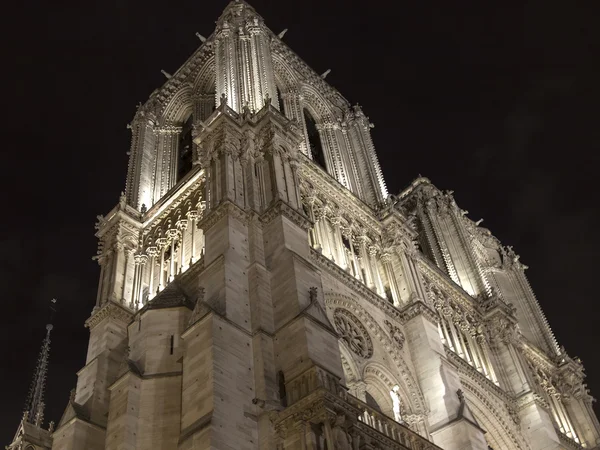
<box><xmin>15</xmin><ymin>1</ymin><xmax>598</xmax><ymax>450</ymax></box>
<box><xmin>214</xmin><ymin>1</ymin><xmax>279</xmax><ymax>113</ymax></box>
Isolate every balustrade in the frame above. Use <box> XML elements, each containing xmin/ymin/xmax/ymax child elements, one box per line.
<box><xmin>346</xmin><ymin>395</ymin><xmax>440</xmax><ymax>450</ymax></box>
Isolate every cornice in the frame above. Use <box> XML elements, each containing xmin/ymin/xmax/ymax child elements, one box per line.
<box><xmin>446</xmin><ymin>347</ymin><xmax>514</xmax><ymax>406</ymax></box>
<box><xmin>197</xmin><ymin>200</ymin><xmax>250</xmax><ymax>232</ymax></box>
<box><xmin>310</xmin><ymin>249</ymin><xmax>402</xmax><ymax>322</ymax></box>
<box><xmin>155</xmin><ymin>39</ymin><xmax>215</xmax><ymax>110</ymax></box>
<box><xmin>300</xmin><ymin>160</ymin><xmax>381</xmax><ymax>235</ymax></box>
<box><xmin>399</xmin><ymin>300</ymin><xmax>439</xmax><ymax>325</ymax></box>
<box><xmin>259</xmin><ymin>200</ymin><xmax>312</xmax><ymax>231</ymax></box>
<box><xmin>86</xmin><ymin>301</ymin><xmax>133</xmax><ymax>330</ymax></box>
<box><xmin>417</xmin><ymin>256</ymin><xmax>480</xmax><ymax>315</ymax></box>
<box><xmin>142</xmin><ymin>168</ymin><xmax>205</xmax><ymax>228</ymax></box>
<box><xmin>270</xmin><ymin>38</ymin><xmax>350</xmax><ymax>110</ymax></box>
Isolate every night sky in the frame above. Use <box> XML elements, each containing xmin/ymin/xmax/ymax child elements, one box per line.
<box><xmin>2</xmin><ymin>0</ymin><xmax>599</xmax><ymax>443</ymax></box>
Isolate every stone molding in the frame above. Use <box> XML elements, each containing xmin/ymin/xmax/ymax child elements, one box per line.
<box><xmin>311</xmin><ymin>250</ymin><xmax>401</xmax><ymax>323</ymax></box>
<box><xmin>85</xmin><ymin>301</ymin><xmax>133</xmax><ymax>330</ymax></box>
<box><xmin>324</xmin><ymin>293</ymin><xmax>427</xmax><ymax>414</ymax></box>
<box><xmin>332</xmin><ymin>308</ymin><xmax>373</xmax><ymax>359</ymax></box>
<box><xmin>259</xmin><ymin>199</ymin><xmax>312</xmax><ymax>231</ymax></box>
<box><xmin>197</xmin><ymin>200</ymin><xmax>250</xmax><ymax>231</ymax></box>
<box><xmin>399</xmin><ymin>300</ymin><xmax>439</xmax><ymax>325</ymax></box>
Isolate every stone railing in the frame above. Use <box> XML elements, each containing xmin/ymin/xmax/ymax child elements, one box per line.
<box><xmin>346</xmin><ymin>395</ymin><xmax>442</xmax><ymax>450</ymax></box>
<box><xmin>557</xmin><ymin>430</ymin><xmax>584</xmax><ymax>450</ymax></box>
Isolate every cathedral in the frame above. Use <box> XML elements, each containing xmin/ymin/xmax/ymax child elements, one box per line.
<box><xmin>8</xmin><ymin>1</ymin><xmax>600</xmax><ymax>449</ymax></box>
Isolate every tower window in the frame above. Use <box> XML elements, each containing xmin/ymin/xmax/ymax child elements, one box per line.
<box><xmin>277</xmin><ymin>370</ymin><xmax>287</xmax><ymax>407</ymax></box>
<box><xmin>177</xmin><ymin>115</ymin><xmax>194</xmax><ymax>182</ymax></box>
<box><xmin>276</xmin><ymin>87</ymin><xmax>285</xmax><ymax>115</ymax></box>
<box><xmin>303</xmin><ymin>109</ymin><xmax>327</xmax><ymax>171</ymax></box>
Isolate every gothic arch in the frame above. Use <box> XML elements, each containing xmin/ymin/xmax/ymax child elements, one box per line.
<box><xmin>339</xmin><ymin>341</ymin><xmax>361</xmax><ymax>384</ymax></box>
<box><xmin>272</xmin><ymin>53</ymin><xmax>302</xmax><ymax>93</ymax></box>
<box><xmin>363</xmin><ymin>362</ymin><xmax>410</xmax><ymax>418</ymax></box>
<box><xmin>161</xmin><ymin>85</ymin><xmax>194</xmax><ymax>124</ymax></box>
<box><xmin>363</xmin><ymin>363</ymin><xmax>416</xmax><ymax>414</ymax></box>
<box><xmin>460</xmin><ymin>378</ymin><xmax>529</xmax><ymax>450</ymax></box>
<box><xmin>324</xmin><ymin>292</ymin><xmax>427</xmax><ymax>415</ymax></box>
<box><xmin>301</xmin><ymin>85</ymin><xmax>335</xmax><ymax>124</ymax></box>
<box><xmin>193</xmin><ymin>56</ymin><xmax>216</xmax><ymax>94</ymax></box>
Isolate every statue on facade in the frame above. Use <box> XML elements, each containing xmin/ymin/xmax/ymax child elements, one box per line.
<box><xmin>390</xmin><ymin>385</ymin><xmax>403</xmax><ymax>423</ymax></box>
<box><xmin>331</xmin><ymin>414</ymin><xmax>352</xmax><ymax>450</ymax></box>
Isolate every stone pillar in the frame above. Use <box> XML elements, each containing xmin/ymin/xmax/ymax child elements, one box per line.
<box><xmin>145</xmin><ymin>246</ymin><xmax>158</xmax><ymax>300</ymax></box>
<box><xmin>177</xmin><ymin>219</ymin><xmax>188</xmax><ymax>273</ymax></box>
<box><xmin>156</xmin><ymin>237</ymin><xmax>168</xmax><ymax>292</ymax></box>
<box><xmin>51</xmin><ymin>302</ymin><xmax>132</xmax><ymax>450</ymax></box>
<box><xmin>369</xmin><ymin>245</ymin><xmax>386</xmax><ymax>297</ymax></box>
<box><xmin>403</xmin><ymin>303</ymin><xmax>488</xmax><ymax>450</ymax></box>
<box><xmin>381</xmin><ymin>253</ymin><xmax>400</xmax><ymax>306</ymax></box>
<box><xmin>167</xmin><ymin>228</ymin><xmax>178</xmax><ymax>282</ymax></box>
<box><xmin>186</xmin><ymin>210</ymin><xmax>199</xmax><ymax>265</ymax></box>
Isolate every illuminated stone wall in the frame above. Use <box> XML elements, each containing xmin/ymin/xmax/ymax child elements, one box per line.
<box><xmin>29</xmin><ymin>2</ymin><xmax>599</xmax><ymax>450</ymax></box>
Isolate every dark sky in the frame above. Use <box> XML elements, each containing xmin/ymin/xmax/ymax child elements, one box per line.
<box><xmin>2</xmin><ymin>0</ymin><xmax>599</xmax><ymax>443</ymax></box>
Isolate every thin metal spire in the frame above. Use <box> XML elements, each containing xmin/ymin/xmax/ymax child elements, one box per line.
<box><xmin>23</xmin><ymin>299</ymin><xmax>57</xmax><ymax>427</ymax></box>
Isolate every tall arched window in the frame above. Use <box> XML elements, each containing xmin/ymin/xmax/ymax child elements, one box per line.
<box><xmin>276</xmin><ymin>87</ymin><xmax>285</xmax><ymax>115</ymax></box>
<box><xmin>303</xmin><ymin>109</ymin><xmax>327</xmax><ymax>171</ymax></box>
<box><xmin>177</xmin><ymin>115</ymin><xmax>194</xmax><ymax>182</ymax></box>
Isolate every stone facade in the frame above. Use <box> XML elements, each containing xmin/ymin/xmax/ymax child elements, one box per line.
<box><xmin>8</xmin><ymin>1</ymin><xmax>600</xmax><ymax>449</ymax></box>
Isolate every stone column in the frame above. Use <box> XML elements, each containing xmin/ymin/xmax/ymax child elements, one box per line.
<box><xmin>369</xmin><ymin>245</ymin><xmax>386</xmax><ymax>296</ymax></box>
<box><xmin>156</xmin><ymin>237</ymin><xmax>168</xmax><ymax>291</ymax></box>
<box><xmin>403</xmin><ymin>303</ymin><xmax>488</xmax><ymax>450</ymax></box>
<box><xmin>120</xmin><ymin>248</ymin><xmax>134</xmax><ymax>304</ymax></box>
<box><xmin>166</xmin><ymin>229</ymin><xmax>178</xmax><ymax>282</ymax></box>
<box><xmin>177</xmin><ymin>219</ymin><xmax>188</xmax><ymax>273</ymax></box>
<box><xmin>187</xmin><ymin>210</ymin><xmax>199</xmax><ymax>264</ymax></box>
<box><xmin>381</xmin><ymin>253</ymin><xmax>400</xmax><ymax>306</ymax></box>
<box><xmin>146</xmin><ymin>246</ymin><xmax>158</xmax><ymax>300</ymax></box>
<box><xmin>357</xmin><ymin>235</ymin><xmax>374</xmax><ymax>289</ymax></box>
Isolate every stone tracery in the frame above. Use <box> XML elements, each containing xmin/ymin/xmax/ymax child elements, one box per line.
<box><xmin>42</xmin><ymin>3</ymin><xmax>600</xmax><ymax>450</ymax></box>
<box><xmin>333</xmin><ymin>308</ymin><xmax>373</xmax><ymax>359</ymax></box>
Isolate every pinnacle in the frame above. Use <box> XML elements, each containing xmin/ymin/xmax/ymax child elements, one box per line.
<box><xmin>218</xmin><ymin>0</ymin><xmax>263</xmax><ymax>26</ymax></box>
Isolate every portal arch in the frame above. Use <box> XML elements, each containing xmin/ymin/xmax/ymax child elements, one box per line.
<box><xmin>324</xmin><ymin>292</ymin><xmax>427</xmax><ymax>415</ymax></box>
<box><xmin>460</xmin><ymin>378</ymin><xmax>529</xmax><ymax>450</ymax></box>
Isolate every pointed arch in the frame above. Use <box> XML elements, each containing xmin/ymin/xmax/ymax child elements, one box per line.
<box><xmin>363</xmin><ymin>361</ymin><xmax>415</xmax><ymax>417</ymax></box>
<box><xmin>193</xmin><ymin>55</ymin><xmax>216</xmax><ymax>93</ymax></box>
<box><xmin>363</xmin><ymin>362</ymin><xmax>406</xmax><ymax>418</ymax></box>
<box><xmin>339</xmin><ymin>342</ymin><xmax>361</xmax><ymax>384</ymax></box>
<box><xmin>272</xmin><ymin>53</ymin><xmax>302</xmax><ymax>93</ymax></box>
<box><xmin>161</xmin><ymin>85</ymin><xmax>194</xmax><ymax>125</ymax></box>
<box><xmin>460</xmin><ymin>378</ymin><xmax>529</xmax><ymax>450</ymax></box>
<box><xmin>324</xmin><ymin>292</ymin><xmax>427</xmax><ymax>415</ymax></box>
<box><xmin>301</xmin><ymin>84</ymin><xmax>335</xmax><ymax>124</ymax></box>
<box><xmin>303</xmin><ymin>108</ymin><xmax>327</xmax><ymax>171</ymax></box>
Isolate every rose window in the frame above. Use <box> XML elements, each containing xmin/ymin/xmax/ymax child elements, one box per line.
<box><xmin>333</xmin><ymin>309</ymin><xmax>373</xmax><ymax>359</ymax></box>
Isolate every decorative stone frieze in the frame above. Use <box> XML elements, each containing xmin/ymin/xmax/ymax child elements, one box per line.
<box><xmin>384</xmin><ymin>320</ymin><xmax>406</xmax><ymax>350</ymax></box>
<box><xmin>85</xmin><ymin>301</ymin><xmax>133</xmax><ymax>330</ymax></box>
<box><xmin>25</xmin><ymin>3</ymin><xmax>598</xmax><ymax>450</ymax></box>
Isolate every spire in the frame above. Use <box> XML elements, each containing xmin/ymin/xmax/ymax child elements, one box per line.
<box><xmin>23</xmin><ymin>299</ymin><xmax>57</xmax><ymax>427</ymax></box>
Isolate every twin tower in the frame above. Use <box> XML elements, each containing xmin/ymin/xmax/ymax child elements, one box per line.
<box><xmin>9</xmin><ymin>2</ymin><xmax>600</xmax><ymax>450</ymax></box>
